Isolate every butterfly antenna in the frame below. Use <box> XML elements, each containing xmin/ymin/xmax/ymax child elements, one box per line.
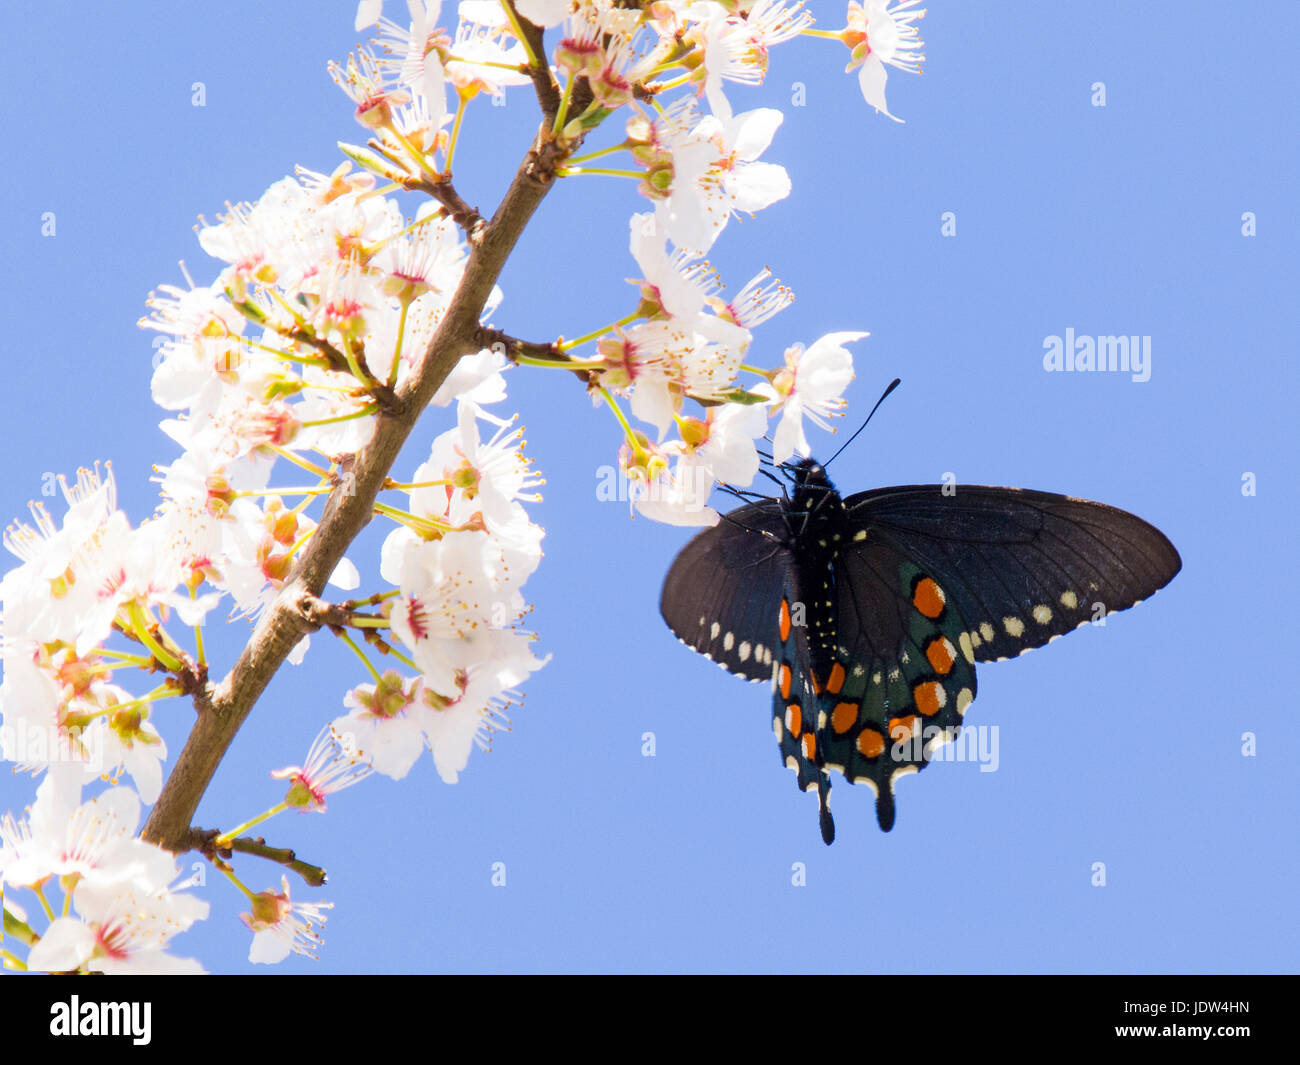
<box><xmin>717</xmin><ymin>511</ymin><xmax>784</xmax><ymax>544</ymax></box>
<box><xmin>758</xmin><ymin>467</ymin><xmax>788</xmax><ymax>497</ymax></box>
<box><xmin>825</xmin><ymin>378</ymin><xmax>901</xmax><ymax>469</ymax></box>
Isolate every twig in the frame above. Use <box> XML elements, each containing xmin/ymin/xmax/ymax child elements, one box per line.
<box><xmin>187</xmin><ymin>827</ymin><xmax>328</xmax><ymax>888</ymax></box>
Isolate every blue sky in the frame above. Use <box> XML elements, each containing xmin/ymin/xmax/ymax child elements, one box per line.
<box><xmin>1</xmin><ymin>1</ymin><xmax>1295</xmax><ymax>973</ymax></box>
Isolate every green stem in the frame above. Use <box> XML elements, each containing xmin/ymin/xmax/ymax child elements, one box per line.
<box><xmin>338</xmin><ymin>630</ymin><xmax>382</xmax><ymax>685</ymax></box>
<box><xmin>560</xmin><ymin>310</ymin><xmax>640</xmax><ymax>352</ymax></box>
<box><xmin>652</xmin><ymin>73</ymin><xmax>691</xmax><ymax>92</ymax></box>
<box><xmin>446</xmin><ymin>55</ymin><xmax>524</xmax><ymax>73</ymax></box>
<box><xmin>557</xmin><ymin>166</ymin><xmax>644</xmax><ymax>179</ymax></box>
<box><xmin>372</xmin><ymin>501</ymin><xmax>454</xmax><ymax>537</ymax></box>
<box><xmin>215</xmin><ymin>803</ymin><xmax>290</xmax><ymax>849</ymax></box>
<box><xmin>552</xmin><ymin>74</ymin><xmax>577</xmax><ymax>136</ymax></box>
<box><xmin>193</xmin><ymin>593</ymin><xmax>206</xmax><ymax>668</ymax></box>
<box><xmin>514</xmin><ymin>353</ymin><xmax>602</xmax><ymax>369</ymax></box>
<box><xmin>96</xmin><ymin>649</ymin><xmax>156</xmax><ymax>668</ymax></box>
<box><xmin>300</xmin><ymin>403</ymin><xmax>380</xmax><ymax>428</ymax></box>
<box><xmin>445</xmin><ymin>94</ymin><xmax>469</xmax><ymax>173</ymax></box>
<box><xmin>126</xmin><ymin>603</ymin><xmax>183</xmax><ymax>673</ymax></box>
<box><xmin>385</xmin><ymin>647</ymin><xmax>418</xmax><ymax>671</ymax></box>
<box><xmin>233</xmin><ymin>486</ymin><xmax>334</xmax><ymax>499</ymax></box>
<box><xmin>214</xmin><ymin>858</ymin><xmax>257</xmax><ymax>900</ymax></box>
<box><xmin>267</xmin><ymin>447</ymin><xmax>332</xmax><ymax>479</ymax></box>
<box><xmin>33</xmin><ymin>883</ymin><xmax>55</xmax><ymax>923</ymax></box>
<box><xmin>499</xmin><ymin>0</ymin><xmax>543</xmax><ymax>69</ymax></box>
<box><xmin>340</xmin><ymin>337</ymin><xmax>376</xmax><ymax>390</ymax></box>
<box><xmin>386</xmin><ymin>478</ymin><xmax>453</xmax><ymax>491</ymax></box>
<box><xmin>599</xmin><ymin>386</ymin><xmax>637</xmax><ymax>442</ymax></box>
<box><xmin>563</xmin><ymin>143</ymin><xmax>628</xmax><ymax>166</ymax></box>
<box><xmin>388</xmin><ymin>299</ymin><xmax>411</xmax><ymax>386</ymax></box>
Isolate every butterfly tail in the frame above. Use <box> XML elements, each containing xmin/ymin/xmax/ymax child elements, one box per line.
<box><xmin>818</xmin><ymin>776</ymin><xmax>835</xmax><ymax>845</ymax></box>
<box><xmin>875</xmin><ymin>786</ymin><xmax>896</xmax><ymax>832</ymax></box>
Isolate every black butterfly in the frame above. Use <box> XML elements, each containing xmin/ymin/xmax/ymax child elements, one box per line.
<box><xmin>660</xmin><ymin>431</ymin><xmax>1181</xmax><ymax>844</ymax></box>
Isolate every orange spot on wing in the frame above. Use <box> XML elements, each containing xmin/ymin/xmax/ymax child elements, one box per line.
<box><xmin>857</xmin><ymin>730</ymin><xmax>885</xmax><ymax>759</ymax></box>
<box><xmin>779</xmin><ymin>598</ymin><xmax>791</xmax><ymax>642</ymax></box>
<box><xmin>925</xmin><ymin>636</ymin><xmax>955</xmax><ymax>675</ymax></box>
<box><xmin>889</xmin><ymin>714</ymin><xmax>920</xmax><ymax>744</ymax></box>
<box><xmin>913</xmin><ymin>577</ymin><xmax>946</xmax><ymax>619</ymax></box>
<box><xmin>786</xmin><ymin>703</ymin><xmax>802</xmax><ymax>738</ymax></box>
<box><xmin>914</xmin><ymin>681</ymin><xmax>945</xmax><ymax>717</ymax></box>
<box><xmin>802</xmin><ymin>733</ymin><xmax>816</xmax><ymax>761</ymax></box>
<box><xmin>810</xmin><ymin>669</ymin><xmax>822</xmax><ymax>695</ymax></box>
<box><xmin>827</xmin><ymin>662</ymin><xmax>846</xmax><ymax>694</ymax></box>
<box><xmin>831</xmin><ymin>701</ymin><xmax>858</xmax><ymax>734</ymax></box>
<box><xmin>779</xmin><ymin>664</ymin><xmax>792</xmax><ymax>700</ymax></box>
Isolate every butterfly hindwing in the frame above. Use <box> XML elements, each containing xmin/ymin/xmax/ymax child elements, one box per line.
<box><xmin>818</xmin><ymin>546</ymin><xmax>978</xmax><ymax>831</ymax></box>
<box><xmin>770</xmin><ymin>578</ymin><xmax>835</xmax><ymax>843</ymax></box>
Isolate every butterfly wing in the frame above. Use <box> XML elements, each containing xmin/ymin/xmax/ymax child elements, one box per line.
<box><xmin>661</xmin><ymin>479</ymin><xmax>1181</xmax><ymax>841</ymax></box>
<box><xmin>659</xmin><ymin>500</ymin><xmax>795</xmax><ymax>683</ymax></box>
<box><xmin>769</xmin><ymin>570</ymin><xmax>837</xmax><ymax>843</ymax></box>
<box><xmin>818</xmin><ymin>535</ymin><xmax>979</xmax><ymax>831</ymax></box>
<box><xmin>844</xmin><ymin>486</ymin><xmax>1182</xmax><ymax>664</ymax></box>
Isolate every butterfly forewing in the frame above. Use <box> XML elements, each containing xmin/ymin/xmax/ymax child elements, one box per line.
<box><xmin>659</xmin><ymin>500</ymin><xmax>795</xmax><ymax>683</ymax></box>
<box><xmin>846</xmin><ymin>486</ymin><xmax>1182</xmax><ymax>663</ymax></box>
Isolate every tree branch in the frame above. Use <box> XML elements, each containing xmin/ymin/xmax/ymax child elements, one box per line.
<box><xmin>185</xmin><ymin>827</ymin><xmax>329</xmax><ymax>888</ymax></box>
<box><xmin>142</xmin><ymin>122</ymin><xmax>565</xmax><ymax>853</ymax></box>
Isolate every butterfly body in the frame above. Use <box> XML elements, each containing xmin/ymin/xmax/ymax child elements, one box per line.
<box><xmin>660</xmin><ymin>458</ymin><xmax>1181</xmax><ymax>844</ymax></box>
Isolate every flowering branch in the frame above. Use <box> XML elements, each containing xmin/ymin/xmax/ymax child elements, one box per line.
<box><xmin>1</xmin><ymin>0</ymin><xmax>929</xmax><ymax>971</ymax></box>
<box><xmin>141</xmin><ymin>119</ymin><xmax>569</xmax><ymax>854</ymax></box>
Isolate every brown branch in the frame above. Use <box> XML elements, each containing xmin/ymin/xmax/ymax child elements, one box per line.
<box><xmin>142</xmin><ymin>121</ymin><xmax>567</xmax><ymax>853</ymax></box>
<box><xmin>405</xmin><ymin>173</ymin><xmax>486</xmax><ymax>242</ymax></box>
<box><xmin>279</xmin><ymin>327</ymin><xmax>404</xmax><ymax>415</ymax></box>
<box><xmin>228</xmin><ymin>837</ymin><xmax>327</xmax><ymax>888</ymax></box>
<box><xmin>475</xmin><ymin>325</ymin><xmax>593</xmax><ymax>383</ymax></box>
<box><xmin>186</xmin><ymin>827</ymin><xmax>328</xmax><ymax>888</ymax></box>
<box><xmin>505</xmin><ymin>2</ymin><xmax>561</xmax><ymax>118</ymax></box>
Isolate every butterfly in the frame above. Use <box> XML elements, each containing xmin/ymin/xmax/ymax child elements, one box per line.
<box><xmin>659</xmin><ymin>411</ymin><xmax>1181</xmax><ymax>844</ymax></box>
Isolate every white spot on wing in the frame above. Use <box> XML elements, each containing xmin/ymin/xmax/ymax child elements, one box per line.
<box><xmin>924</xmin><ymin>727</ymin><xmax>958</xmax><ymax>757</ymax></box>
<box><xmin>889</xmin><ymin>765</ymin><xmax>919</xmax><ymax>793</ymax></box>
<box><xmin>959</xmin><ymin>631</ymin><xmax>975</xmax><ymax>664</ymax></box>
